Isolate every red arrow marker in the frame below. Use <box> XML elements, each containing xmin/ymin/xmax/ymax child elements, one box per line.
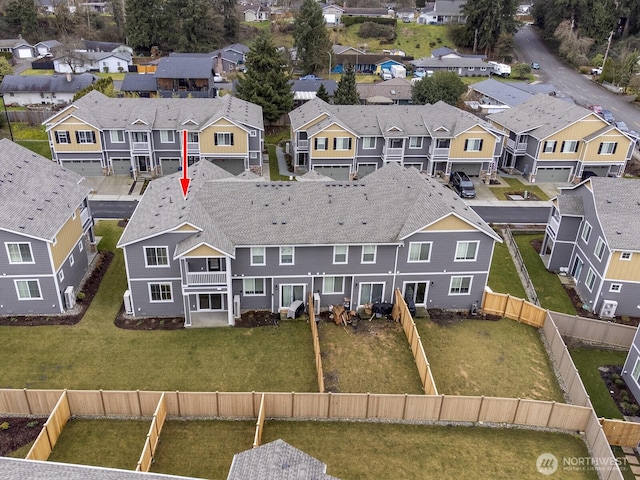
<box><xmin>180</xmin><ymin>129</ymin><xmax>190</xmax><ymax>199</ymax></box>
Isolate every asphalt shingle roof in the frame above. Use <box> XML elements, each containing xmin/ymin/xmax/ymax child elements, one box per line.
<box><xmin>120</xmin><ymin>73</ymin><xmax>157</xmax><ymax>92</ymax></box>
<box><xmin>155</xmin><ymin>56</ymin><xmax>213</xmax><ymax>79</ymax></box>
<box><xmin>356</xmin><ymin>78</ymin><xmax>412</xmax><ymax>102</ymax></box>
<box><xmin>471</xmin><ymin>79</ymin><xmax>533</xmax><ymax>107</ymax></box>
<box><xmin>589</xmin><ymin>178</ymin><xmax>640</xmax><ymax>250</ymax></box>
<box><xmin>556</xmin><ymin>195</ymin><xmax>583</xmax><ymax>216</ymax></box>
<box><xmin>487</xmin><ymin>94</ymin><xmax>597</xmax><ymax>138</ymax></box>
<box><xmin>410</xmin><ymin>57</ymin><xmax>490</xmax><ymax>68</ymax></box>
<box><xmin>47</xmin><ymin>91</ymin><xmax>263</xmax><ymax>132</ymax></box>
<box><xmin>0</xmin><ymin>73</ymin><xmax>97</xmax><ymax>94</ymax></box>
<box><xmin>0</xmin><ymin>139</ymin><xmax>89</xmax><ymax>241</ymax></box>
<box><xmin>117</xmin><ymin>162</ymin><xmax>499</xmax><ymax>254</ymax></box>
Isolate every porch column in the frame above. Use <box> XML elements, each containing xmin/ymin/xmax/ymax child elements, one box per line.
<box><xmin>226</xmin><ymin>262</ymin><xmax>234</xmax><ymax>326</ymax></box>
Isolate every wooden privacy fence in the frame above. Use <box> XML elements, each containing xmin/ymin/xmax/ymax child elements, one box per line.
<box><xmin>6</xmin><ymin>110</ymin><xmax>52</xmax><ymax>126</ymax></box>
<box><xmin>25</xmin><ymin>390</ymin><xmax>70</xmax><ymax>461</ymax></box>
<box><xmin>481</xmin><ymin>288</ymin><xmax>547</xmax><ymax>327</ymax></box>
<box><xmin>601</xmin><ymin>419</ymin><xmax>640</xmax><ymax>448</ymax></box>
<box><xmin>391</xmin><ymin>289</ymin><xmax>438</xmax><ymax>395</ymax></box>
<box><xmin>253</xmin><ymin>394</ymin><xmax>266</xmax><ymax>448</ymax></box>
<box><xmin>307</xmin><ymin>293</ymin><xmax>325</xmax><ymax>392</ymax></box>
<box><xmin>548</xmin><ymin>311</ymin><xmax>635</xmax><ymax>349</ymax></box>
<box><xmin>136</xmin><ymin>392</ymin><xmax>167</xmax><ymax>473</ymax></box>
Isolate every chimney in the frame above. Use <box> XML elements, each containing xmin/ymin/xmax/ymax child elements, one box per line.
<box><xmin>215</xmin><ymin>55</ymin><xmax>223</xmax><ymax>75</ymax></box>
<box><xmin>66</xmin><ymin>72</ymin><xmax>72</xmax><ymax>82</ymax></box>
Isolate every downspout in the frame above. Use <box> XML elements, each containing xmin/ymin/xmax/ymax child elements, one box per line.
<box><xmin>391</xmin><ymin>243</ymin><xmax>401</xmax><ymax>301</ymax></box>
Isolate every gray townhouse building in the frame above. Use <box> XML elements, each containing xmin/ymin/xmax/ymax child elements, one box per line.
<box><xmin>117</xmin><ymin>162</ymin><xmax>501</xmax><ymax>327</ymax></box>
<box><xmin>289</xmin><ymin>98</ymin><xmax>504</xmax><ymax>183</ymax></box>
<box><xmin>43</xmin><ymin>91</ymin><xmax>264</xmax><ymax>179</ymax></box>
<box><xmin>0</xmin><ymin>139</ymin><xmax>95</xmax><ymax>315</ymax></box>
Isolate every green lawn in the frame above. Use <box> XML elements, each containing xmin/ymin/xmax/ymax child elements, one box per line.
<box><xmin>47</xmin><ymin>419</ymin><xmax>149</xmax><ymax>470</ymax></box>
<box><xmin>151</xmin><ymin>420</ymin><xmax>255</xmax><ymax>479</ymax></box>
<box><xmin>94</xmin><ymin>72</ymin><xmax>126</xmax><ymax>81</ymax></box>
<box><xmin>16</xmin><ymin>140</ymin><xmax>52</xmax><ymax>159</ymax></box>
<box><xmin>489</xmin><ymin>177</ymin><xmax>550</xmax><ymax>201</ymax></box>
<box><xmin>10</xmin><ymin>122</ymin><xmax>48</xmax><ymax>141</ymax></box>
<box><xmin>0</xmin><ymin>221</ymin><xmax>316</xmax><ymax>392</ymax></box>
<box><xmin>18</xmin><ymin>69</ymin><xmax>55</xmax><ymax>76</ymax></box>
<box><xmin>267</xmin><ymin>144</ymin><xmax>293</xmax><ymax>181</ymax></box>
<box><xmin>570</xmin><ymin>348</ymin><xmax>627</xmax><ymax>419</ymax></box>
<box><xmin>318</xmin><ymin>319</ymin><xmax>424</xmax><ymax>394</ymax></box>
<box><xmin>513</xmin><ymin>233</ymin><xmax>577</xmax><ymax>314</ymax></box>
<box><xmin>488</xmin><ymin>239</ymin><xmax>528</xmax><ymax>298</ymax></box>
<box><xmin>417</xmin><ymin>317</ymin><xmax>564</xmax><ymax>401</ymax></box>
<box><xmin>260</xmin><ymin>422</ymin><xmax>595</xmax><ymax>480</ymax></box>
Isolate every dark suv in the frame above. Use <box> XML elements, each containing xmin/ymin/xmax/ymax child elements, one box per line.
<box><xmin>450</xmin><ymin>171</ymin><xmax>476</xmax><ymax>198</ymax></box>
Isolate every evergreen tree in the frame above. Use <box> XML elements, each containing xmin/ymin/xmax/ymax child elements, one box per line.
<box><xmin>316</xmin><ymin>83</ymin><xmax>330</xmax><ymax>102</ymax></box>
<box><xmin>333</xmin><ymin>64</ymin><xmax>360</xmax><ymax>105</ymax></box>
<box><xmin>461</xmin><ymin>0</ymin><xmax>519</xmax><ymax>55</ymax></box>
<box><xmin>165</xmin><ymin>0</ymin><xmax>220</xmax><ymax>52</ymax></box>
<box><xmin>293</xmin><ymin>0</ymin><xmax>332</xmax><ymax>75</ymax></box>
<box><xmin>411</xmin><ymin>71</ymin><xmax>466</xmax><ymax>106</ymax></box>
<box><xmin>125</xmin><ymin>0</ymin><xmax>167</xmax><ymax>51</ymax></box>
<box><xmin>0</xmin><ymin>57</ymin><xmax>13</xmax><ymax>81</ymax></box>
<box><xmin>5</xmin><ymin>0</ymin><xmax>39</xmax><ymax>38</ymax></box>
<box><xmin>236</xmin><ymin>33</ymin><xmax>293</xmax><ymax>123</ymax></box>
<box><xmin>220</xmin><ymin>0</ymin><xmax>239</xmax><ymax>42</ymax></box>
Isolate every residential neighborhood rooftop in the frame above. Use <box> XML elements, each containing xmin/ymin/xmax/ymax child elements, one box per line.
<box><xmin>0</xmin><ymin>138</ymin><xmax>89</xmax><ymax>241</ymax></box>
<box><xmin>0</xmin><ymin>73</ymin><xmax>98</xmax><ymax>94</ymax></box>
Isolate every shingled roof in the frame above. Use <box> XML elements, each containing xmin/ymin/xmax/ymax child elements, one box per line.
<box><xmin>117</xmin><ymin>161</ymin><xmax>500</xmax><ymax>254</ymax></box>
<box><xmin>0</xmin><ymin>139</ymin><xmax>89</xmax><ymax>241</ymax></box>
<box><xmin>45</xmin><ymin>91</ymin><xmax>263</xmax><ymax>132</ymax></box>
<box><xmin>0</xmin><ymin>73</ymin><xmax>97</xmax><ymax>94</ymax></box>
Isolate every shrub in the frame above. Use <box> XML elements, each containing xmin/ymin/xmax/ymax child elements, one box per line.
<box><xmin>0</xmin><ymin>421</ymin><xmax>9</xmax><ymax>430</ymax></box>
<box><xmin>358</xmin><ymin>22</ymin><xmax>396</xmax><ymax>42</ymax></box>
<box><xmin>614</xmin><ymin>378</ymin><xmax>624</xmax><ymax>387</ymax></box>
<box><xmin>620</xmin><ymin>389</ymin><xmax>628</xmax><ymax>396</ymax></box>
<box><xmin>76</xmin><ymin>291</ymin><xmax>86</xmax><ymax>301</ymax></box>
<box><xmin>630</xmin><ymin>404</ymin><xmax>640</xmax><ymax>415</ymax></box>
<box><xmin>26</xmin><ymin>421</ymin><xmax>39</xmax><ymax>428</ymax></box>
<box><xmin>623</xmin><ymin>395</ymin><xmax>630</xmax><ymax>403</ymax></box>
<box><xmin>622</xmin><ymin>315</ymin><xmax>631</xmax><ymax>324</ymax></box>
<box><xmin>612</xmin><ymin>373</ymin><xmax>621</xmax><ymax>381</ymax></box>
<box><xmin>342</xmin><ymin>16</ymin><xmax>396</xmax><ymax>27</ymax></box>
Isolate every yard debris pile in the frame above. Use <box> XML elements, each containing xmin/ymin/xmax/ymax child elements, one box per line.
<box><xmin>329</xmin><ymin>304</ymin><xmax>358</xmax><ymax>326</ymax></box>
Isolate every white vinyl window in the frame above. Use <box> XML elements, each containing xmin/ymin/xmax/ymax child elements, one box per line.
<box><xmin>598</xmin><ymin>142</ymin><xmax>617</xmax><ymax>155</ymax></box>
<box><xmin>333</xmin><ymin>245</ymin><xmax>348</xmax><ymax>264</ymax></box>
<box><xmin>361</xmin><ymin>245</ymin><xmax>377</xmax><ymax>263</ymax></box>
<box><xmin>144</xmin><ymin>246</ymin><xmax>169</xmax><ymax>267</ymax></box>
<box><xmin>581</xmin><ymin>222</ymin><xmax>592</xmax><ymax>243</ymax></box>
<box><xmin>149</xmin><ymin>283</ymin><xmax>172</xmax><ymax>302</ymax></box>
<box><xmin>215</xmin><ymin>133</ymin><xmax>234</xmax><ymax>146</ymax></box>
<box><xmin>360</xmin><ymin>283</ymin><xmax>384</xmax><ymax>304</ymax></box>
<box><xmin>15</xmin><ymin>280</ymin><xmax>42</xmax><ymax>300</ymax></box>
<box><xmin>69</xmin><ymin>254</ymin><xmax>74</xmax><ymax>266</ymax></box>
<box><xmin>455</xmin><ymin>241</ymin><xmax>479</xmax><ymax>261</ymax></box>
<box><xmin>280</xmin><ymin>246</ymin><xmax>294</xmax><ymax>265</ymax></box>
<box><xmin>594</xmin><ymin>237</ymin><xmax>606</xmax><ymax>261</ymax></box>
<box><xmin>449</xmin><ymin>276</ymin><xmax>472</xmax><ymax>295</ymax></box>
<box><xmin>6</xmin><ymin>242</ymin><xmax>34</xmax><ymax>263</ymax></box>
<box><xmin>160</xmin><ymin>130</ymin><xmax>175</xmax><ymax>143</ymax></box>
<box><xmin>543</xmin><ymin>141</ymin><xmax>556</xmax><ymax>153</ymax></box>
<box><xmin>76</xmin><ymin>130</ymin><xmax>96</xmax><ymax>144</ymax></box>
<box><xmin>323</xmin><ymin>276</ymin><xmax>344</xmax><ymax>294</ymax></box>
<box><xmin>315</xmin><ymin>137</ymin><xmax>328</xmax><ymax>150</ymax></box>
<box><xmin>585</xmin><ymin>268</ymin><xmax>596</xmax><ymax>291</ymax></box>
<box><xmin>251</xmin><ymin>247</ymin><xmax>265</xmax><ymax>266</ymax></box>
<box><xmin>243</xmin><ymin>278</ymin><xmax>265</xmax><ymax>296</ymax></box>
<box><xmin>334</xmin><ymin>137</ymin><xmax>352</xmax><ymax>150</ymax></box>
<box><xmin>54</xmin><ymin>131</ymin><xmax>70</xmax><ymax>144</ymax></box>
<box><xmin>561</xmin><ymin>140</ymin><xmax>579</xmax><ymax>153</ymax></box>
<box><xmin>79</xmin><ymin>241</ymin><xmax>84</xmax><ymax>252</ymax></box>
<box><xmin>363</xmin><ymin>137</ymin><xmax>376</xmax><ymax>149</ymax></box>
<box><xmin>58</xmin><ymin>269</ymin><xmax>64</xmax><ymax>282</ymax></box>
<box><xmin>464</xmin><ymin>138</ymin><xmax>483</xmax><ymax>152</ymax></box>
<box><xmin>409</xmin><ymin>137</ymin><xmax>423</xmax><ymax>149</ymax></box>
<box><xmin>250</xmin><ymin>129</ymin><xmax>257</xmax><ymax>137</ymax></box>
<box><xmin>110</xmin><ymin>130</ymin><xmax>125</xmax><ymax>143</ymax></box>
<box><xmin>620</xmin><ymin>252</ymin><xmax>632</xmax><ymax>261</ymax></box>
<box><xmin>633</xmin><ymin>359</ymin><xmax>640</xmax><ymax>384</ymax></box>
<box><xmin>609</xmin><ymin>283</ymin><xmax>622</xmax><ymax>293</ymax></box>
<box><xmin>408</xmin><ymin>242</ymin><xmax>432</xmax><ymax>262</ymax></box>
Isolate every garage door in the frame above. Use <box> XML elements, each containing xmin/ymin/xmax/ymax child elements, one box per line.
<box><xmin>357</xmin><ymin>163</ymin><xmax>377</xmax><ymax>178</ymax></box>
<box><xmin>161</xmin><ymin>158</ymin><xmax>181</xmax><ymax>175</ymax></box>
<box><xmin>580</xmin><ymin>166</ymin><xmax>610</xmax><ymax>178</ymax></box>
<box><xmin>62</xmin><ymin>160</ymin><xmax>103</xmax><ymax>176</ymax></box>
<box><xmin>535</xmin><ymin>167</ymin><xmax>571</xmax><ymax>183</ymax></box>
<box><xmin>16</xmin><ymin>48</ymin><xmax>33</xmax><ymax>58</ymax></box>
<box><xmin>325</xmin><ymin>13</ymin><xmax>336</xmax><ymax>23</ymax></box>
<box><xmin>451</xmin><ymin>163</ymin><xmax>481</xmax><ymax>176</ymax></box>
<box><xmin>314</xmin><ymin>165</ymin><xmax>350</xmax><ymax>181</ymax></box>
<box><xmin>111</xmin><ymin>158</ymin><xmax>132</xmax><ymax>176</ymax></box>
<box><xmin>208</xmin><ymin>158</ymin><xmax>245</xmax><ymax>175</ymax></box>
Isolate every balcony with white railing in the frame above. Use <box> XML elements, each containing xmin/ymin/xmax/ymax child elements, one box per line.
<box><xmin>80</xmin><ymin>207</ymin><xmax>91</xmax><ymax>229</ymax></box>
<box><xmin>382</xmin><ymin>145</ymin><xmax>403</xmax><ymax>161</ymax></box>
<box><xmin>132</xmin><ymin>142</ymin><xmax>150</xmax><ymax>152</ymax></box>
<box><xmin>506</xmin><ymin>138</ymin><xmax>527</xmax><ymax>152</ymax></box>
<box><xmin>187</xmin><ymin>142</ymin><xmax>200</xmax><ymax>154</ymax></box>
<box><xmin>297</xmin><ymin>139</ymin><xmax>309</xmax><ymax>151</ymax></box>
<box><xmin>187</xmin><ymin>271</ymin><xmax>227</xmax><ymax>285</ymax></box>
<box><xmin>431</xmin><ymin>147</ymin><xmax>450</xmax><ymax>158</ymax></box>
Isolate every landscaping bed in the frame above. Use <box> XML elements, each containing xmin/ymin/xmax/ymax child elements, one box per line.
<box><xmin>0</xmin><ymin>250</ymin><xmax>113</xmax><ymax>326</ymax></box>
<box><xmin>0</xmin><ymin>417</ymin><xmax>46</xmax><ymax>456</ymax></box>
<box><xmin>600</xmin><ymin>365</ymin><xmax>640</xmax><ymax>417</ymax></box>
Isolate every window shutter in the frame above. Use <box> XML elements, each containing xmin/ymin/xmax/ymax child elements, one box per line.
<box><xmin>333</xmin><ymin>138</ymin><xmax>337</xmax><ymax>150</ymax></box>
<box><xmin>75</xmin><ymin>131</ymin><xmax>80</xmax><ymax>143</ymax></box>
<box><xmin>552</xmin><ymin>142</ymin><xmax>556</xmax><ymax>152</ymax></box>
<box><xmin>561</xmin><ymin>141</ymin><xmax>565</xmax><ymax>152</ymax></box>
<box><xmin>464</xmin><ymin>139</ymin><xmax>468</xmax><ymax>151</ymax></box>
<box><xmin>598</xmin><ymin>143</ymin><xmax>602</xmax><ymax>154</ymax></box>
<box><xmin>314</xmin><ymin>138</ymin><xmax>318</xmax><ymax>149</ymax></box>
<box><xmin>612</xmin><ymin>143</ymin><xmax>617</xmax><ymax>154</ymax></box>
<box><xmin>348</xmin><ymin>138</ymin><xmax>352</xmax><ymax>150</ymax></box>
<box><xmin>230</xmin><ymin>133</ymin><xmax>234</xmax><ymax>145</ymax></box>
<box><xmin>91</xmin><ymin>131</ymin><xmax>96</xmax><ymax>143</ymax></box>
<box><xmin>214</xmin><ymin>134</ymin><xmax>218</xmax><ymax>146</ymax></box>
<box><xmin>479</xmin><ymin>139</ymin><xmax>483</xmax><ymax>150</ymax></box>
<box><xmin>54</xmin><ymin>132</ymin><xmax>60</xmax><ymax>144</ymax></box>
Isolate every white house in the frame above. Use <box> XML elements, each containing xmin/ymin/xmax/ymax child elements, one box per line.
<box><xmin>0</xmin><ymin>73</ymin><xmax>98</xmax><ymax>106</ymax></box>
<box><xmin>54</xmin><ymin>52</ymin><xmax>132</xmax><ymax>74</ymax></box>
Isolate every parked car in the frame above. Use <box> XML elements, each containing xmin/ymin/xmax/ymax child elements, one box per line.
<box><xmin>615</xmin><ymin>121</ymin><xmax>629</xmax><ymax>133</ymax></box>
<box><xmin>450</xmin><ymin>171</ymin><xmax>476</xmax><ymax>199</ymax></box>
<box><xmin>213</xmin><ymin>73</ymin><xmax>224</xmax><ymax>83</ymax></box>
<box><xmin>300</xmin><ymin>74</ymin><xmax>322</xmax><ymax>81</ymax></box>
<box><xmin>531</xmin><ymin>62</ymin><xmax>540</xmax><ymax>70</ymax></box>
<box><xmin>588</xmin><ymin>104</ymin><xmax>603</xmax><ymax>114</ymax></box>
<box><xmin>591</xmin><ymin>67</ymin><xmax>603</xmax><ymax>75</ymax></box>
<box><xmin>600</xmin><ymin>110</ymin><xmax>615</xmax><ymax>124</ymax></box>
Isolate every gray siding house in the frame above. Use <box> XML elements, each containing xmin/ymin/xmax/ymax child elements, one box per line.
<box><xmin>541</xmin><ymin>178</ymin><xmax>640</xmax><ymax>318</ymax></box>
<box><xmin>0</xmin><ymin>139</ymin><xmax>94</xmax><ymax>315</ymax></box>
<box><xmin>623</xmin><ymin>329</ymin><xmax>640</xmax><ymax>407</ymax></box>
<box><xmin>43</xmin><ymin>91</ymin><xmax>264</xmax><ymax>179</ymax></box>
<box><xmin>409</xmin><ymin>57</ymin><xmax>491</xmax><ymax>77</ymax></box>
<box><xmin>117</xmin><ymin>162</ymin><xmax>501</xmax><ymax>327</ymax></box>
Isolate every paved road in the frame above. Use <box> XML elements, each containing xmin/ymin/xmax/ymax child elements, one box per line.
<box><xmin>514</xmin><ymin>24</ymin><xmax>640</xmax><ymax>132</ymax></box>
<box><xmin>90</xmin><ymin>200</ymin><xmax>137</xmax><ymax>219</ymax></box>
<box><xmin>471</xmin><ymin>205</ymin><xmax>551</xmax><ymax>224</ymax></box>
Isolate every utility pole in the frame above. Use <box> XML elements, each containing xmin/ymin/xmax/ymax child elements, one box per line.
<box><xmin>602</xmin><ymin>31</ymin><xmax>614</xmax><ymax>75</ymax></box>
<box><xmin>473</xmin><ymin>28</ymin><xmax>478</xmax><ymax>54</ymax></box>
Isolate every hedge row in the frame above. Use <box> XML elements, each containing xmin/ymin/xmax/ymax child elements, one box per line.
<box><xmin>342</xmin><ymin>16</ymin><xmax>397</xmax><ymax>27</ymax></box>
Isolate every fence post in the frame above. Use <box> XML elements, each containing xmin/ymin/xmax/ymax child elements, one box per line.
<box><xmin>176</xmin><ymin>391</ymin><xmax>181</xmax><ymax>417</ymax></box>
<box><xmin>137</xmin><ymin>390</ymin><xmax>142</xmax><ymax>416</ymax></box>
<box><xmin>23</xmin><ymin>388</ymin><xmax>32</xmax><ymax>415</ymax></box>
<box><xmin>100</xmin><ymin>389</ymin><xmax>106</xmax><ymax>415</ymax></box>
<box><xmin>546</xmin><ymin>402</ymin><xmax>556</xmax><ymax>427</ymax></box>
<box><xmin>438</xmin><ymin>395</ymin><xmax>445</xmax><ymax>421</ymax></box>
<box><xmin>327</xmin><ymin>392</ymin><xmax>332</xmax><ymax>419</ymax></box>
<box><xmin>402</xmin><ymin>394</ymin><xmax>408</xmax><ymax>420</ymax></box>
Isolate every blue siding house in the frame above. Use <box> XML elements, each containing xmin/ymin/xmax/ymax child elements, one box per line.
<box><xmin>117</xmin><ymin>161</ymin><xmax>501</xmax><ymax>327</ymax></box>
